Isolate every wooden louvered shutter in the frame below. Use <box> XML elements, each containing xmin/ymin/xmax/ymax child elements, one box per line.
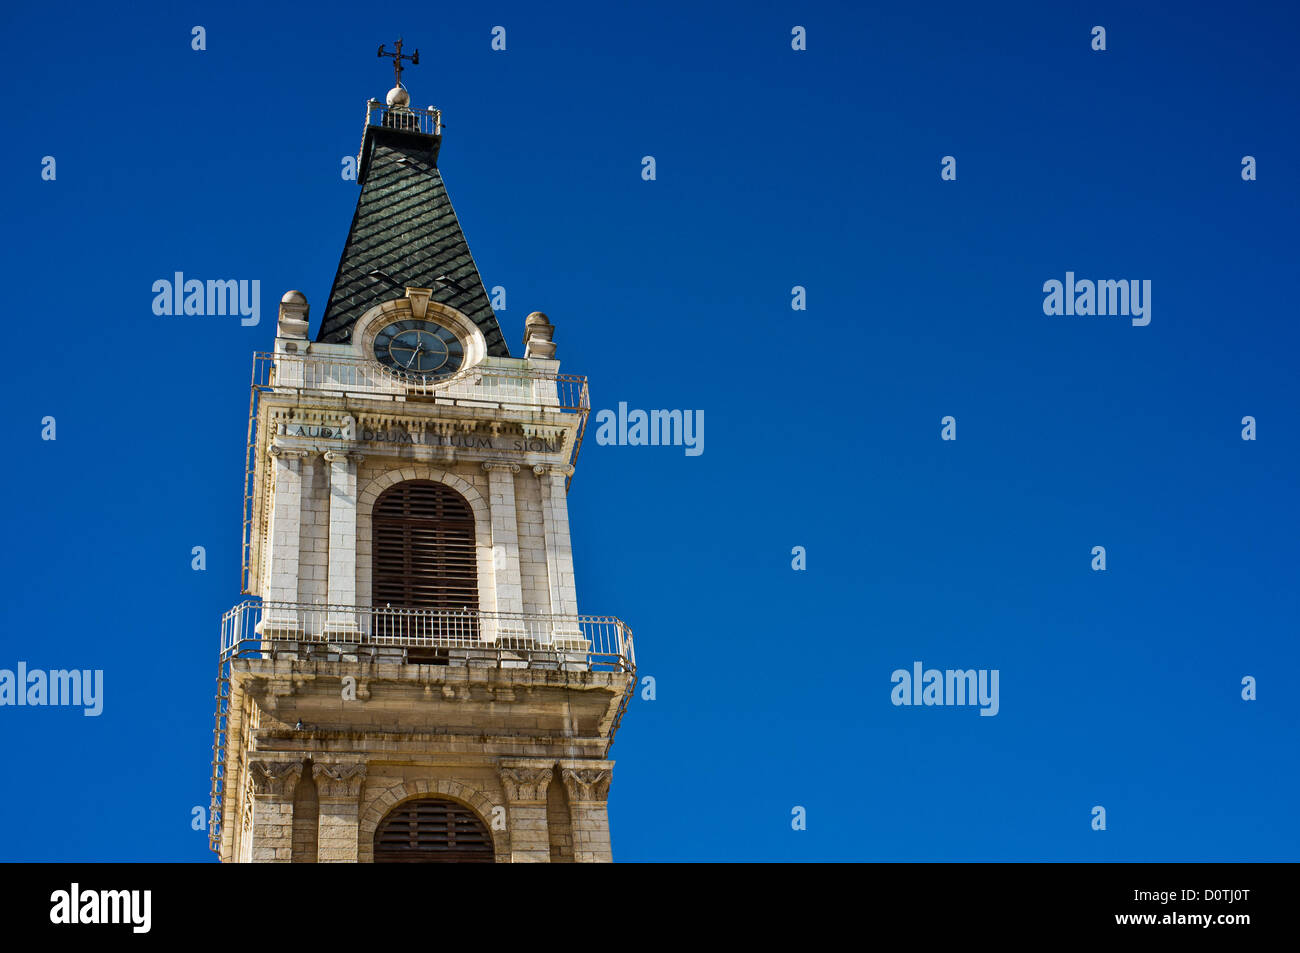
<box><xmin>372</xmin><ymin>480</ymin><xmax>478</xmax><ymax>612</ymax></box>
<box><xmin>373</xmin><ymin>799</ymin><xmax>495</xmax><ymax>863</ymax></box>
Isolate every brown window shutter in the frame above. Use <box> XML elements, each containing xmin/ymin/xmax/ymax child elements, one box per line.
<box><xmin>373</xmin><ymin>799</ymin><xmax>495</xmax><ymax>863</ymax></box>
<box><xmin>372</xmin><ymin>481</ymin><xmax>478</xmax><ymax>611</ymax></box>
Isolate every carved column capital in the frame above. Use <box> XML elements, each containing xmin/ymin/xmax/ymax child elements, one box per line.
<box><xmin>248</xmin><ymin>760</ymin><xmax>303</xmax><ymax>798</ymax></box>
<box><xmin>534</xmin><ymin>464</ymin><xmax>574</xmax><ymax>478</ymax></box>
<box><xmin>499</xmin><ymin>764</ymin><xmax>553</xmax><ymax>803</ymax></box>
<box><xmin>482</xmin><ymin>461</ymin><xmax>520</xmax><ymax>474</ymax></box>
<box><xmin>268</xmin><ymin>444</ymin><xmax>309</xmax><ymax>462</ymax></box>
<box><xmin>311</xmin><ymin>762</ymin><xmax>367</xmax><ymax>800</ymax></box>
<box><xmin>560</xmin><ymin>766</ymin><xmax>613</xmax><ymax>803</ymax></box>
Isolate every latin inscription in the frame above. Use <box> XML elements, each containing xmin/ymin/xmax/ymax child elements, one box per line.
<box><xmin>285</xmin><ymin>425</ymin><xmax>559</xmax><ymax>453</ymax></box>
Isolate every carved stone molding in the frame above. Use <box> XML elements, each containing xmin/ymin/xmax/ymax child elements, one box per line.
<box><xmin>406</xmin><ymin>286</ymin><xmax>433</xmax><ymax>320</ymax></box>
<box><xmin>248</xmin><ymin>760</ymin><xmax>304</xmax><ymax>798</ymax></box>
<box><xmin>561</xmin><ymin>766</ymin><xmax>613</xmax><ymax>803</ymax></box>
<box><xmin>482</xmin><ymin>462</ymin><xmax>521</xmax><ymax>474</ymax></box>
<box><xmin>312</xmin><ymin>762</ymin><xmax>368</xmax><ymax>800</ymax></box>
<box><xmin>499</xmin><ymin>764</ymin><xmax>554</xmax><ymax>803</ymax></box>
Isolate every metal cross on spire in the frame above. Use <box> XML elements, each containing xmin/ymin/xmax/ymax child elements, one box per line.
<box><xmin>377</xmin><ymin>37</ymin><xmax>419</xmax><ymax>88</ymax></box>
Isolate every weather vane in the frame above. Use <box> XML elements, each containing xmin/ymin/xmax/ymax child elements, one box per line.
<box><xmin>377</xmin><ymin>37</ymin><xmax>419</xmax><ymax>88</ymax></box>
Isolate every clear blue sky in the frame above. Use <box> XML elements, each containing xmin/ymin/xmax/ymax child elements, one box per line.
<box><xmin>1</xmin><ymin>0</ymin><xmax>1296</xmax><ymax>861</ymax></box>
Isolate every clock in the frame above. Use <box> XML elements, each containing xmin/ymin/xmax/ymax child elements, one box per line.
<box><xmin>372</xmin><ymin>319</ymin><xmax>464</xmax><ymax>376</ymax></box>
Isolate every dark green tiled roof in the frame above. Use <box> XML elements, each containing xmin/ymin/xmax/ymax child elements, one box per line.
<box><xmin>316</xmin><ymin>123</ymin><xmax>509</xmax><ymax>355</ymax></box>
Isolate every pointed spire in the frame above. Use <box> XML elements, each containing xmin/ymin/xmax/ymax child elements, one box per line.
<box><xmin>315</xmin><ymin>57</ymin><xmax>506</xmax><ymax>355</ymax></box>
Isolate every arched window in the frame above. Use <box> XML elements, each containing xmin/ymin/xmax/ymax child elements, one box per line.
<box><xmin>373</xmin><ymin>798</ymin><xmax>494</xmax><ymax>863</ymax></box>
<box><xmin>372</xmin><ymin>480</ymin><xmax>478</xmax><ymax>658</ymax></box>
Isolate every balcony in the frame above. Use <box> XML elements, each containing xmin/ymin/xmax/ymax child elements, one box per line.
<box><xmin>255</xmin><ymin>350</ymin><xmax>589</xmax><ymax>411</ymax></box>
<box><xmin>219</xmin><ymin>600</ymin><xmax>634</xmax><ymax>672</ymax></box>
<box><xmin>208</xmin><ymin>602</ymin><xmax>635</xmax><ymax>852</ymax></box>
<box><xmin>361</xmin><ymin>99</ymin><xmax>442</xmax><ymax>145</ymax></box>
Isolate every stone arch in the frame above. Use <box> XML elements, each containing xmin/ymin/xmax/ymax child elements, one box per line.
<box><xmin>357</xmin><ymin>466</ymin><xmax>495</xmax><ymax>613</ymax></box>
<box><xmin>358</xmin><ymin>778</ymin><xmax>507</xmax><ymax>863</ymax></box>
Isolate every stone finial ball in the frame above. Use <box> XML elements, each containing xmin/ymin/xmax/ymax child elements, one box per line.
<box><xmin>386</xmin><ymin>85</ymin><xmax>411</xmax><ymax>107</ymax></box>
<box><xmin>525</xmin><ymin>311</ymin><xmax>552</xmax><ymax>327</ymax></box>
<box><xmin>281</xmin><ymin>290</ymin><xmax>308</xmax><ymax>305</ymax></box>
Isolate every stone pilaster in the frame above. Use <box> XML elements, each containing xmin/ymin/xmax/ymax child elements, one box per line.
<box><xmin>499</xmin><ymin>761</ymin><xmax>554</xmax><ymax>863</ymax></box>
<box><xmin>484</xmin><ymin>463</ymin><xmax>525</xmax><ymax>632</ymax></box>
<box><xmin>560</xmin><ymin>762</ymin><xmax>614</xmax><ymax>863</ymax></box>
<box><xmin>536</xmin><ymin>466</ymin><xmax>579</xmax><ymax>618</ymax></box>
<box><xmin>312</xmin><ymin>762</ymin><xmax>367</xmax><ymax>863</ymax></box>
<box><xmin>265</xmin><ymin>446</ymin><xmax>307</xmax><ymax>612</ymax></box>
<box><xmin>297</xmin><ymin>453</ymin><xmax>327</xmax><ymax>605</ymax></box>
<box><xmin>248</xmin><ymin>760</ymin><xmax>303</xmax><ymax>863</ymax></box>
<box><xmin>324</xmin><ymin>451</ymin><xmax>362</xmax><ymax>635</ymax></box>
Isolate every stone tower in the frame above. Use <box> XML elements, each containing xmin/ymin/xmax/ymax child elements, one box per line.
<box><xmin>207</xmin><ymin>70</ymin><xmax>635</xmax><ymax>863</ymax></box>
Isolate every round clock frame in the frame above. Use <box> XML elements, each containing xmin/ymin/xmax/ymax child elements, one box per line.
<box><xmin>371</xmin><ymin>317</ymin><xmax>465</xmax><ymax>378</ymax></box>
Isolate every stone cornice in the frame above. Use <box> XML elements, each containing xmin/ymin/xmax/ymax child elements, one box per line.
<box><xmin>263</xmin><ymin>401</ymin><xmax>576</xmax><ymax>440</ymax></box>
<box><xmin>268</xmin><ymin>407</ymin><xmax>569</xmax><ymax>445</ymax></box>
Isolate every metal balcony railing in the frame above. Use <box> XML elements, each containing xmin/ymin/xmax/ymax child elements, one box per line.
<box><xmin>357</xmin><ymin>100</ymin><xmax>442</xmax><ymax>160</ymax></box>
<box><xmin>207</xmin><ymin>602</ymin><xmax>635</xmax><ymax>853</ymax></box>
<box><xmin>220</xmin><ymin>601</ymin><xmax>634</xmax><ymax>668</ymax></box>
<box><xmin>255</xmin><ymin>350</ymin><xmax>589</xmax><ymax>410</ymax></box>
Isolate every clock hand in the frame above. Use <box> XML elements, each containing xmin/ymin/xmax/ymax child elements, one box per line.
<box><xmin>405</xmin><ymin>340</ymin><xmax>424</xmax><ymax>369</ymax></box>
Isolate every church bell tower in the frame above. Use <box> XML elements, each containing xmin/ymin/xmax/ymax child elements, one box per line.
<box><xmin>207</xmin><ymin>45</ymin><xmax>636</xmax><ymax>863</ymax></box>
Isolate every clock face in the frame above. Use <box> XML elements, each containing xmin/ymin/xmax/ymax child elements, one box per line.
<box><xmin>372</xmin><ymin>319</ymin><xmax>464</xmax><ymax>376</ymax></box>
